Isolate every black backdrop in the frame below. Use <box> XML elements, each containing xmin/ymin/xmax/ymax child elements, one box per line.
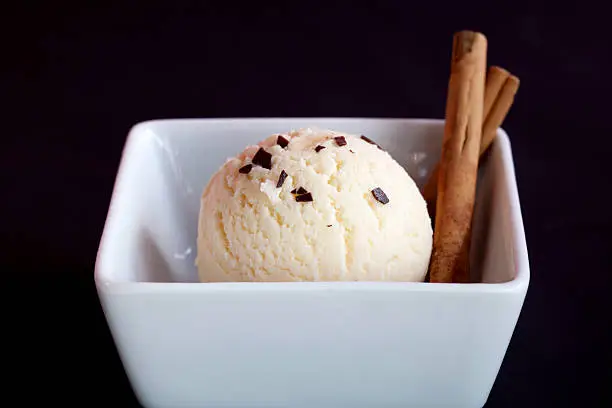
<box><xmin>4</xmin><ymin>2</ymin><xmax>611</xmax><ymax>407</ymax></box>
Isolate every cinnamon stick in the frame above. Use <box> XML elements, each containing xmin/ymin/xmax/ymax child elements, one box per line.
<box><xmin>429</xmin><ymin>31</ymin><xmax>487</xmax><ymax>283</ymax></box>
<box><xmin>481</xmin><ymin>71</ymin><xmax>520</xmax><ymax>155</ymax></box>
<box><xmin>483</xmin><ymin>66</ymin><xmax>510</xmax><ymax>120</ymax></box>
<box><xmin>422</xmin><ymin>66</ymin><xmax>520</xmax><ymax>211</ymax></box>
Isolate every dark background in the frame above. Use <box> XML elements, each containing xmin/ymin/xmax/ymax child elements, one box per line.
<box><xmin>4</xmin><ymin>2</ymin><xmax>611</xmax><ymax>407</ymax></box>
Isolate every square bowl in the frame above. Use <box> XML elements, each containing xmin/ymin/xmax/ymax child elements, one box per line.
<box><xmin>95</xmin><ymin>118</ymin><xmax>529</xmax><ymax>408</ymax></box>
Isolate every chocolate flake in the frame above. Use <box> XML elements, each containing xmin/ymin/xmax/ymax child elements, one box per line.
<box><xmin>314</xmin><ymin>145</ymin><xmax>325</xmax><ymax>153</ymax></box>
<box><xmin>238</xmin><ymin>164</ymin><xmax>253</xmax><ymax>174</ymax></box>
<box><xmin>252</xmin><ymin>147</ymin><xmax>272</xmax><ymax>170</ymax></box>
<box><xmin>327</xmin><ymin>224</ymin><xmax>332</xmax><ymax>227</ymax></box>
<box><xmin>291</xmin><ymin>187</ymin><xmax>307</xmax><ymax>195</ymax></box>
<box><xmin>277</xmin><ymin>135</ymin><xmax>290</xmax><ymax>149</ymax></box>
<box><xmin>371</xmin><ymin>187</ymin><xmax>389</xmax><ymax>204</ymax></box>
<box><xmin>276</xmin><ymin>170</ymin><xmax>288</xmax><ymax>188</ymax></box>
<box><xmin>334</xmin><ymin>136</ymin><xmax>347</xmax><ymax>147</ymax></box>
<box><xmin>350</xmin><ymin>149</ymin><xmax>355</xmax><ymax>154</ymax></box>
<box><xmin>361</xmin><ymin>135</ymin><xmax>382</xmax><ymax>149</ymax></box>
<box><xmin>295</xmin><ymin>192</ymin><xmax>313</xmax><ymax>202</ymax></box>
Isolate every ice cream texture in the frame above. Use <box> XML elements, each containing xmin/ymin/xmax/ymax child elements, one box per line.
<box><xmin>196</xmin><ymin>128</ymin><xmax>433</xmax><ymax>282</ymax></box>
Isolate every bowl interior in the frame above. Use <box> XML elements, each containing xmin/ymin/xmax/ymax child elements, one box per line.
<box><xmin>97</xmin><ymin>119</ymin><xmax>518</xmax><ymax>284</ymax></box>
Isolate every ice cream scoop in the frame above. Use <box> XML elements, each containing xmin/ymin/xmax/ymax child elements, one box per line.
<box><xmin>196</xmin><ymin>128</ymin><xmax>433</xmax><ymax>282</ymax></box>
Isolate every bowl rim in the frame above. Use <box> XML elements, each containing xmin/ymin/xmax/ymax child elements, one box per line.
<box><xmin>95</xmin><ymin>118</ymin><xmax>530</xmax><ymax>294</ymax></box>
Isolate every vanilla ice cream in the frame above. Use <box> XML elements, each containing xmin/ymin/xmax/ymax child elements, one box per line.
<box><xmin>196</xmin><ymin>128</ymin><xmax>433</xmax><ymax>282</ymax></box>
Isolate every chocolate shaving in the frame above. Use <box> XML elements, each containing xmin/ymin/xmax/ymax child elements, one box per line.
<box><xmin>252</xmin><ymin>147</ymin><xmax>272</xmax><ymax>170</ymax></box>
<box><xmin>295</xmin><ymin>192</ymin><xmax>313</xmax><ymax>202</ymax></box>
<box><xmin>350</xmin><ymin>149</ymin><xmax>355</xmax><ymax>154</ymax></box>
<box><xmin>327</xmin><ymin>224</ymin><xmax>332</xmax><ymax>227</ymax></box>
<box><xmin>238</xmin><ymin>164</ymin><xmax>253</xmax><ymax>174</ymax></box>
<box><xmin>277</xmin><ymin>135</ymin><xmax>289</xmax><ymax>149</ymax></box>
<box><xmin>291</xmin><ymin>187</ymin><xmax>307</xmax><ymax>195</ymax></box>
<box><xmin>314</xmin><ymin>145</ymin><xmax>325</xmax><ymax>153</ymax></box>
<box><xmin>276</xmin><ymin>170</ymin><xmax>288</xmax><ymax>188</ymax></box>
<box><xmin>361</xmin><ymin>135</ymin><xmax>382</xmax><ymax>149</ymax></box>
<box><xmin>371</xmin><ymin>187</ymin><xmax>389</xmax><ymax>204</ymax></box>
<box><xmin>360</xmin><ymin>135</ymin><xmax>375</xmax><ymax>144</ymax></box>
<box><xmin>334</xmin><ymin>136</ymin><xmax>347</xmax><ymax>146</ymax></box>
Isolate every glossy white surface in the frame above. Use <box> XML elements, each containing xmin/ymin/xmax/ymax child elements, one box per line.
<box><xmin>95</xmin><ymin>118</ymin><xmax>529</xmax><ymax>408</ymax></box>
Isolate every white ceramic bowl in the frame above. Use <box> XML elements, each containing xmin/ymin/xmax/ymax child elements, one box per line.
<box><xmin>95</xmin><ymin>118</ymin><xmax>529</xmax><ymax>408</ymax></box>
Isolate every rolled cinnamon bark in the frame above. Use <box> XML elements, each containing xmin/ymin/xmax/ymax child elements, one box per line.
<box><xmin>483</xmin><ymin>66</ymin><xmax>510</xmax><ymax>120</ymax></box>
<box><xmin>481</xmin><ymin>72</ymin><xmax>520</xmax><ymax>155</ymax></box>
<box><xmin>429</xmin><ymin>31</ymin><xmax>487</xmax><ymax>283</ymax></box>
<box><xmin>422</xmin><ymin>66</ymin><xmax>520</xmax><ymax>213</ymax></box>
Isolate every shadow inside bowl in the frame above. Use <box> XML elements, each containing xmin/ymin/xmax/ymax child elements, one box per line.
<box><xmin>137</xmin><ymin>228</ymin><xmax>174</xmax><ymax>283</ymax></box>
